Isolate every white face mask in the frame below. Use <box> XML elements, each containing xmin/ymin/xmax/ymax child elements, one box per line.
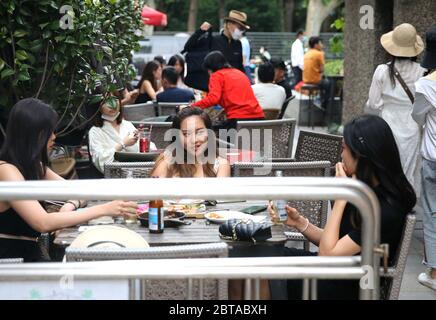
<box><xmin>101</xmin><ymin>112</ymin><xmax>120</xmax><ymax>122</ymax></box>
<box><xmin>231</xmin><ymin>28</ymin><xmax>243</xmax><ymax>40</ymax></box>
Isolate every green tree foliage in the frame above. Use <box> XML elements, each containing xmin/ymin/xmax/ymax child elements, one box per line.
<box><xmin>156</xmin><ymin>0</ymin><xmax>283</xmax><ymax>32</ymax></box>
<box><xmin>0</xmin><ymin>0</ymin><xmax>145</xmax><ymax>135</ymax></box>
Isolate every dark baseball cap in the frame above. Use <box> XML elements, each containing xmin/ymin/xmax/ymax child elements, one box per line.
<box><xmin>421</xmin><ymin>25</ymin><xmax>436</xmax><ymax>70</ymax></box>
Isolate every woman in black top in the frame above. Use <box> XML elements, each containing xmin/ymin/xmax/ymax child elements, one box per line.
<box><xmin>0</xmin><ymin>99</ymin><xmax>138</xmax><ymax>262</ymax></box>
<box><xmin>135</xmin><ymin>60</ymin><xmax>162</xmax><ymax>104</ymax></box>
<box><xmin>240</xmin><ymin>115</ymin><xmax>415</xmax><ymax>300</ymax></box>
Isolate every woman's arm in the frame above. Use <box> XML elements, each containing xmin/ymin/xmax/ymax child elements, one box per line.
<box><xmin>141</xmin><ymin>80</ymin><xmax>157</xmax><ymax>100</ymax></box>
<box><xmin>150</xmin><ymin>155</ymin><xmax>168</xmax><ymax>178</ymax></box>
<box><xmin>366</xmin><ymin>65</ymin><xmax>385</xmax><ymax>111</ymax></box>
<box><xmin>192</xmin><ymin>73</ymin><xmax>223</xmax><ymax>109</ymax></box>
<box><xmin>0</xmin><ymin>164</ymin><xmax>137</xmax><ymax>233</ymax></box>
<box><xmin>318</xmin><ymin>163</ymin><xmax>361</xmax><ymax>256</ymax></box>
<box><xmin>216</xmin><ymin>157</ymin><xmax>231</xmax><ymax>177</ymax></box>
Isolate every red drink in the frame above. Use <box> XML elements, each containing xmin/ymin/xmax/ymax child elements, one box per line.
<box><xmin>139</xmin><ymin>137</ymin><xmax>149</xmax><ymax>153</ymax></box>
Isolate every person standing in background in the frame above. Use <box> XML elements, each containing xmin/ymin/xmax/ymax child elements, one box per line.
<box><xmin>366</xmin><ymin>23</ymin><xmax>425</xmax><ymax>194</ymax></box>
<box><xmin>291</xmin><ymin>30</ymin><xmax>305</xmax><ymax>88</ymax></box>
<box><xmin>183</xmin><ymin>10</ymin><xmax>249</xmax><ymax>91</ymax></box>
<box><xmin>412</xmin><ymin>25</ymin><xmax>436</xmax><ymax>291</ymax></box>
<box><xmin>240</xmin><ymin>31</ymin><xmax>253</xmax><ymax>84</ymax></box>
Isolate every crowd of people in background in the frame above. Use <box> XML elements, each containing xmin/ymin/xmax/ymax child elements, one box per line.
<box><xmin>0</xmin><ymin>5</ymin><xmax>435</xmax><ymax>296</ymax></box>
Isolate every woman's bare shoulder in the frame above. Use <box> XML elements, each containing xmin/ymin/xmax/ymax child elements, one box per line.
<box><xmin>0</xmin><ymin>162</ymin><xmax>25</xmax><ymax>180</ymax></box>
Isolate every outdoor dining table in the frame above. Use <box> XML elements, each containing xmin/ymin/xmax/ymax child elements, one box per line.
<box><xmin>53</xmin><ymin>200</ymin><xmax>288</xmax><ymax>249</ymax></box>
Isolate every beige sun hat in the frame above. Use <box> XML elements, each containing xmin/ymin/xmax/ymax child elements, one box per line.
<box><xmin>223</xmin><ymin>10</ymin><xmax>250</xmax><ymax>30</ymax></box>
<box><xmin>70</xmin><ymin>225</ymin><xmax>149</xmax><ymax>249</ymax></box>
<box><xmin>381</xmin><ymin>23</ymin><xmax>424</xmax><ymax>57</ymax></box>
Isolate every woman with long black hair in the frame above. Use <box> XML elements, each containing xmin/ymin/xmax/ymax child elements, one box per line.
<box><xmin>263</xmin><ymin>115</ymin><xmax>416</xmax><ymax>300</ymax></box>
<box><xmin>0</xmin><ymin>98</ymin><xmax>138</xmax><ymax>262</ymax></box>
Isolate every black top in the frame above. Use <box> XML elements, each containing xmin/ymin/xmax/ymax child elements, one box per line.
<box><xmin>156</xmin><ymin>87</ymin><xmax>195</xmax><ymax>103</ymax></box>
<box><xmin>135</xmin><ymin>91</ymin><xmax>153</xmax><ymax>104</ymax></box>
<box><xmin>0</xmin><ymin>206</ymin><xmax>41</xmax><ymax>262</ymax></box>
<box><xmin>184</xmin><ymin>29</ymin><xmax>244</xmax><ymax>72</ymax></box>
<box><xmin>339</xmin><ymin>185</ymin><xmax>408</xmax><ymax>265</ymax></box>
<box><xmin>277</xmin><ymin>79</ymin><xmax>294</xmax><ymax>99</ymax></box>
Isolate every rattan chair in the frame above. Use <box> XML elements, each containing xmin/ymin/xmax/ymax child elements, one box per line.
<box><xmin>233</xmin><ymin>161</ymin><xmax>331</xmax><ymax>249</ymax></box>
<box><xmin>104</xmin><ymin>161</ymin><xmax>155</xmax><ymax>178</ymax></box>
<box><xmin>236</xmin><ymin>119</ymin><xmax>297</xmax><ymax>159</ymax></box>
<box><xmin>157</xmin><ymin>102</ymin><xmax>186</xmax><ymax>116</ymax></box>
<box><xmin>380</xmin><ymin>214</ymin><xmax>416</xmax><ymax>300</ymax></box>
<box><xmin>262</xmin><ymin>108</ymin><xmax>280</xmax><ymax>120</ymax></box>
<box><xmin>295</xmin><ymin>130</ymin><xmax>343</xmax><ymax>167</ymax></box>
<box><xmin>123</xmin><ymin>102</ymin><xmax>157</xmax><ymax>121</ymax></box>
<box><xmin>65</xmin><ymin>242</ymin><xmax>229</xmax><ymax>300</ymax></box>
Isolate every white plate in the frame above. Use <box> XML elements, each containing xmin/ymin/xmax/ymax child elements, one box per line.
<box><xmin>204</xmin><ymin>211</ymin><xmax>266</xmax><ymax>224</ymax></box>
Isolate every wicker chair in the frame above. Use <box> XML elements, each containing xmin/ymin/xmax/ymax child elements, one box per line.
<box><xmin>157</xmin><ymin>102</ymin><xmax>186</xmax><ymax>116</ymax></box>
<box><xmin>65</xmin><ymin>242</ymin><xmax>229</xmax><ymax>300</ymax></box>
<box><xmin>295</xmin><ymin>130</ymin><xmax>343</xmax><ymax>169</ymax></box>
<box><xmin>104</xmin><ymin>161</ymin><xmax>156</xmax><ymax>178</ymax></box>
<box><xmin>380</xmin><ymin>214</ymin><xmax>416</xmax><ymax>300</ymax></box>
<box><xmin>262</xmin><ymin>108</ymin><xmax>280</xmax><ymax>120</ymax></box>
<box><xmin>236</xmin><ymin>119</ymin><xmax>297</xmax><ymax>159</ymax></box>
<box><xmin>233</xmin><ymin>161</ymin><xmax>331</xmax><ymax>249</ymax></box>
<box><xmin>123</xmin><ymin>103</ymin><xmax>157</xmax><ymax>121</ymax></box>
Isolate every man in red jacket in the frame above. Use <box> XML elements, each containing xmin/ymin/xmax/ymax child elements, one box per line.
<box><xmin>192</xmin><ymin>51</ymin><xmax>264</xmax><ymax>130</ymax></box>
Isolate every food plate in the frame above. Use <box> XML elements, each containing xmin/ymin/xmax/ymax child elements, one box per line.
<box><xmin>165</xmin><ymin>200</ymin><xmax>206</xmax><ymax>218</ymax></box>
<box><xmin>138</xmin><ymin>211</ymin><xmax>190</xmax><ymax>227</ymax></box>
<box><xmin>204</xmin><ymin>211</ymin><xmax>267</xmax><ymax>224</ymax></box>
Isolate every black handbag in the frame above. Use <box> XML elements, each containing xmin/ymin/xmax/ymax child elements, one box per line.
<box><xmin>219</xmin><ymin>219</ymin><xmax>272</xmax><ymax>244</ymax></box>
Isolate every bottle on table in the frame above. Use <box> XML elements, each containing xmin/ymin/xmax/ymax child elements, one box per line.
<box><xmin>274</xmin><ymin>170</ymin><xmax>288</xmax><ymax>222</ymax></box>
<box><xmin>149</xmin><ymin>199</ymin><xmax>164</xmax><ymax>233</ymax></box>
<box><xmin>138</xmin><ymin>124</ymin><xmax>150</xmax><ymax>153</ymax></box>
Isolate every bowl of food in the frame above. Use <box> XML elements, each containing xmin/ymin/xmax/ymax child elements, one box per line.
<box><xmin>138</xmin><ymin>210</ymin><xmax>189</xmax><ymax>227</ymax></box>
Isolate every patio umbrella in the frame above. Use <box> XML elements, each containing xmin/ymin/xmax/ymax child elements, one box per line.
<box><xmin>141</xmin><ymin>6</ymin><xmax>167</xmax><ymax>27</ymax></box>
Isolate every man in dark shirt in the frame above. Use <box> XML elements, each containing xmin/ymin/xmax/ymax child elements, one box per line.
<box><xmin>156</xmin><ymin>67</ymin><xmax>195</xmax><ymax>103</ymax></box>
<box><xmin>271</xmin><ymin>58</ymin><xmax>293</xmax><ymax>99</ymax></box>
<box><xmin>183</xmin><ymin>10</ymin><xmax>250</xmax><ymax>91</ymax></box>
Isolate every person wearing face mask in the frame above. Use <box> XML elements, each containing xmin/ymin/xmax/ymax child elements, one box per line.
<box><xmin>183</xmin><ymin>10</ymin><xmax>248</xmax><ymax>91</ymax></box>
<box><xmin>88</xmin><ymin>91</ymin><xmax>157</xmax><ymax>174</ymax></box>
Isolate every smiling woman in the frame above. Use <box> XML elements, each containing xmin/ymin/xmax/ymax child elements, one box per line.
<box><xmin>151</xmin><ymin>107</ymin><xmax>230</xmax><ymax>178</ymax></box>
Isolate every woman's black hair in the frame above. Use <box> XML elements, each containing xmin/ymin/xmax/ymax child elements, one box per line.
<box><xmin>343</xmin><ymin>115</ymin><xmax>416</xmax><ymax>221</ymax></box>
<box><xmin>137</xmin><ymin>60</ymin><xmax>160</xmax><ymax>91</ymax></box>
<box><xmin>0</xmin><ymin>98</ymin><xmax>58</xmax><ymax>180</ymax></box>
<box><xmin>388</xmin><ymin>55</ymin><xmax>418</xmax><ymax>88</ymax></box>
<box><xmin>202</xmin><ymin>51</ymin><xmax>231</xmax><ymax>73</ymax></box>
<box><xmin>168</xmin><ymin>54</ymin><xmax>186</xmax><ymax>81</ymax></box>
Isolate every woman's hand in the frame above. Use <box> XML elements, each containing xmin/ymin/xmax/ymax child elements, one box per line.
<box><xmin>102</xmin><ymin>200</ymin><xmax>138</xmax><ymax>219</ymax></box>
<box><xmin>59</xmin><ymin>202</ymin><xmax>76</xmax><ymax>212</ymax></box>
<box><xmin>123</xmin><ymin>131</ymin><xmax>139</xmax><ymax>147</ymax></box>
<box><xmin>335</xmin><ymin>162</ymin><xmax>348</xmax><ymax>178</ymax></box>
<box><xmin>268</xmin><ymin>201</ymin><xmax>307</xmax><ymax>229</ymax></box>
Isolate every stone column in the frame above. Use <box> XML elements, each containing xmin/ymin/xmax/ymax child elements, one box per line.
<box><xmin>393</xmin><ymin>0</ymin><xmax>436</xmax><ymax>43</ymax></box>
<box><xmin>342</xmin><ymin>0</ymin><xmax>393</xmax><ymax>124</ymax></box>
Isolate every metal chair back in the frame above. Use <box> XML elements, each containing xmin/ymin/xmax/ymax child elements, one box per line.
<box><xmin>104</xmin><ymin>161</ymin><xmax>155</xmax><ymax>178</ymax></box>
<box><xmin>66</xmin><ymin>242</ymin><xmax>229</xmax><ymax>300</ymax></box>
<box><xmin>295</xmin><ymin>130</ymin><xmax>343</xmax><ymax>166</ymax></box>
<box><xmin>123</xmin><ymin>103</ymin><xmax>157</xmax><ymax>121</ymax></box>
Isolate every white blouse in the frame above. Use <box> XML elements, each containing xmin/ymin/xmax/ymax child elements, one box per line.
<box><xmin>89</xmin><ymin>119</ymin><xmax>156</xmax><ymax>173</ymax></box>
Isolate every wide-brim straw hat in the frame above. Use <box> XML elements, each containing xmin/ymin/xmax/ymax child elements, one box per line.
<box><xmin>381</xmin><ymin>23</ymin><xmax>424</xmax><ymax>57</ymax></box>
<box><xmin>70</xmin><ymin>225</ymin><xmax>149</xmax><ymax>249</ymax></box>
<box><xmin>223</xmin><ymin>10</ymin><xmax>250</xmax><ymax>30</ymax></box>
<box><xmin>421</xmin><ymin>25</ymin><xmax>436</xmax><ymax>70</ymax></box>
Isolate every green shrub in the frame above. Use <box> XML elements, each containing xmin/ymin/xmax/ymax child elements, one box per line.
<box><xmin>0</xmin><ymin>0</ymin><xmax>145</xmax><ymax>135</ymax></box>
<box><xmin>325</xmin><ymin>59</ymin><xmax>343</xmax><ymax>76</ymax></box>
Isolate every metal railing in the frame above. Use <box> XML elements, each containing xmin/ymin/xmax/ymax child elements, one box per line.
<box><xmin>0</xmin><ymin>177</ymin><xmax>380</xmax><ymax>299</ymax></box>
